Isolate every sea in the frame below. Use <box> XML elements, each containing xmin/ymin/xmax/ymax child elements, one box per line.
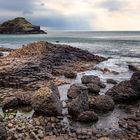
<box><xmin>0</xmin><ymin>31</ymin><xmax>140</xmax><ymax>57</ymax></box>
<box><xmin>0</xmin><ymin>31</ymin><xmax>140</xmax><ymax>72</ymax></box>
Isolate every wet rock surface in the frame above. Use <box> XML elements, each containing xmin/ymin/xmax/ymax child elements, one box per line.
<box><xmin>81</xmin><ymin>75</ymin><xmax>101</xmax><ymax>85</ymax></box>
<box><xmin>67</xmin><ymin>83</ymin><xmax>88</xmax><ymax>99</ymax></box>
<box><xmin>130</xmin><ymin>71</ymin><xmax>140</xmax><ymax>91</ymax></box>
<box><xmin>89</xmin><ymin>95</ymin><xmax>115</xmax><ymax>113</ymax></box>
<box><xmin>106</xmin><ymin>71</ymin><xmax>140</xmax><ymax>102</ymax></box>
<box><xmin>128</xmin><ymin>64</ymin><xmax>140</xmax><ymax>72</ymax></box>
<box><xmin>0</xmin><ymin>41</ymin><xmax>105</xmax><ymax>92</ymax></box>
<box><xmin>77</xmin><ymin>111</ymin><xmax>98</xmax><ymax>122</ymax></box>
<box><xmin>86</xmin><ymin>83</ymin><xmax>100</xmax><ymax>95</ymax></box>
<box><xmin>81</xmin><ymin>75</ymin><xmax>105</xmax><ymax>95</ymax></box>
<box><xmin>4</xmin><ymin>111</ymin><xmax>45</xmax><ymax>140</ymax></box>
<box><xmin>2</xmin><ymin>97</ymin><xmax>19</xmax><ymax>109</ymax></box>
<box><xmin>106</xmin><ymin>79</ymin><xmax>117</xmax><ymax>85</ymax></box>
<box><xmin>0</xmin><ymin>41</ymin><xmax>108</xmax><ymax>140</ymax></box>
<box><xmin>31</xmin><ymin>82</ymin><xmax>62</xmax><ymax>116</ymax></box>
<box><xmin>67</xmin><ymin>92</ymin><xmax>89</xmax><ymax>118</ymax></box>
<box><xmin>1</xmin><ymin>89</ymin><xmax>34</xmax><ymax>109</ymax></box>
<box><xmin>119</xmin><ymin>109</ymin><xmax>140</xmax><ymax>140</ymax></box>
<box><xmin>4</xmin><ymin>108</ymin><xmax>128</xmax><ymax>140</ymax></box>
<box><xmin>64</xmin><ymin>70</ymin><xmax>77</xmax><ymax>79</ymax></box>
<box><xmin>0</xmin><ymin>41</ymin><xmax>139</xmax><ymax>139</ymax></box>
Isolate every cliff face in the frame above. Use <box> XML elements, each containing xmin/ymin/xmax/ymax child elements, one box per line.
<box><xmin>0</xmin><ymin>17</ymin><xmax>46</xmax><ymax>34</ymax></box>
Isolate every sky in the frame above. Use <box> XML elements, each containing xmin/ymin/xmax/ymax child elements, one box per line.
<box><xmin>0</xmin><ymin>0</ymin><xmax>140</xmax><ymax>31</ymax></box>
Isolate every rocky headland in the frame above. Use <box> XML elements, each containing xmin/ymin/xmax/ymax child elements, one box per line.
<box><xmin>0</xmin><ymin>17</ymin><xmax>46</xmax><ymax>34</ymax></box>
<box><xmin>0</xmin><ymin>41</ymin><xmax>139</xmax><ymax>140</ymax></box>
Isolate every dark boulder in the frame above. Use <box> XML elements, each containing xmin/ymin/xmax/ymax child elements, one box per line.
<box><xmin>64</xmin><ymin>70</ymin><xmax>77</xmax><ymax>79</ymax></box>
<box><xmin>67</xmin><ymin>83</ymin><xmax>88</xmax><ymax>99</ymax></box>
<box><xmin>99</xmin><ymin>82</ymin><xmax>106</xmax><ymax>88</ymax></box>
<box><xmin>1</xmin><ymin>92</ymin><xmax>33</xmax><ymax>109</ymax></box>
<box><xmin>77</xmin><ymin>111</ymin><xmax>98</xmax><ymax>122</ymax></box>
<box><xmin>16</xmin><ymin>92</ymin><xmax>33</xmax><ymax>105</ymax></box>
<box><xmin>81</xmin><ymin>75</ymin><xmax>105</xmax><ymax>89</ymax></box>
<box><xmin>90</xmin><ymin>95</ymin><xmax>115</xmax><ymax>112</ymax></box>
<box><xmin>106</xmin><ymin>81</ymin><xmax>137</xmax><ymax>102</ymax></box>
<box><xmin>86</xmin><ymin>83</ymin><xmax>100</xmax><ymax>95</ymax></box>
<box><xmin>0</xmin><ymin>115</ymin><xmax>3</xmax><ymax>122</ymax></box>
<box><xmin>81</xmin><ymin>75</ymin><xmax>107</xmax><ymax>95</ymax></box>
<box><xmin>128</xmin><ymin>64</ymin><xmax>140</xmax><ymax>72</ymax></box>
<box><xmin>81</xmin><ymin>75</ymin><xmax>100</xmax><ymax>84</ymax></box>
<box><xmin>0</xmin><ymin>52</ymin><xmax>3</xmax><ymax>57</ymax></box>
<box><xmin>67</xmin><ymin>92</ymin><xmax>89</xmax><ymax>118</ymax></box>
<box><xmin>31</xmin><ymin>82</ymin><xmax>62</xmax><ymax>116</ymax></box>
<box><xmin>2</xmin><ymin>97</ymin><xmax>18</xmax><ymax>109</ymax></box>
<box><xmin>107</xmin><ymin>79</ymin><xmax>117</xmax><ymax>85</ymax></box>
<box><xmin>0</xmin><ymin>122</ymin><xmax>7</xmax><ymax>140</ymax></box>
<box><xmin>130</xmin><ymin>71</ymin><xmax>140</xmax><ymax>91</ymax></box>
<box><xmin>106</xmin><ymin>72</ymin><xmax>140</xmax><ymax>103</ymax></box>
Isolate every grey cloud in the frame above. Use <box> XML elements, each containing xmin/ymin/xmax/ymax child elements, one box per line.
<box><xmin>40</xmin><ymin>3</ymin><xmax>45</xmax><ymax>6</ymax></box>
<box><xmin>0</xmin><ymin>0</ymin><xmax>41</xmax><ymax>14</ymax></box>
<box><xmin>0</xmin><ymin>0</ymin><xmax>92</xmax><ymax>30</ymax></box>
<box><xmin>99</xmin><ymin>0</ymin><xmax>127</xmax><ymax>11</ymax></box>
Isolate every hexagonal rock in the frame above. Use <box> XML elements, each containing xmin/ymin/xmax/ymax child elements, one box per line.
<box><xmin>90</xmin><ymin>95</ymin><xmax>115</xmax><ymax>113</ymax></box>
<box><xmin>31</xmin><ymin>82</ymin><xmax>62</xmax><ymax>116</ymax></box>
<box><xmin>81</xmin><ymin>75</ymin><xmax>105</xmax><ymax>95</ymax></box>
<box><xmin>67</xmin><ymin>83</ymin><xmax>88</xmax><ymax>99</ymax></box>
<box><xmin>64</xmin><ymin>70</ymin><xmax>77</xmax><ymax>79</ymax></box>
<box><xmin>81</xmin><ymin>75</ymin><xmax>100</xmax><ymax>85</ymax></box>
<box><xmin>67</xmin><ymin>92</ymin><xmax>89</xmax><ymax>118</ymax></box>
<box><xmin>106</xmin><ymin>72</ymin><xmax>140</xmax><ymax>102</ymax></box>
<box><xmin>77</xmin><ymin>111</ymin><xmax>98</xmax><ymax>122</ymax></box>
<box><xmin>2</xmin><ymin>97</ymin><xmax>18</xmax><ymax>109</ymax></box>
<box><xmin>86</xmin><ymin>83</ymin><xmax>100</xmax><ymax>95</ymax></box>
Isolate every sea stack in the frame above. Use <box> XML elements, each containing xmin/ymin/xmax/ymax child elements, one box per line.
<box><xmin>0</xmin><ymin>17</ymin><xmax>46</xmax><ymax>34</ymax></box>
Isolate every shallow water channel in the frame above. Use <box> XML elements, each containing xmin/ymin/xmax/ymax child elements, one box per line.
<box><xmin>58</xmin><ymin>58</ymin><xmax>134</xmax><ymax>131</ymax></box>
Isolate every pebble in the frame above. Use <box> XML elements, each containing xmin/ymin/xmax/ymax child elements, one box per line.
<box><xmin>51</xmin><ymin>117</ymin><xmax>57</xmax><ymax>123</ymax></box>
<box><xmin>9</xmin><ymin>114</ymin><xmax>14</xmax><ymax>119</ymax></box>
<box><xmin>14</xmin><ymin>133</ymin><xmax>19</xmax><ymax>139</ymax></box>
<box><xmin>7</xmin><ymin>123</ymin><xmax>13</xmax><ymax>129</ymax></box>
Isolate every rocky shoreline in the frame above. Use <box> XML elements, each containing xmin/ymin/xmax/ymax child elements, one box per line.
<box><xmin>0</xmin><ymin>41</ymin><xmax>139</xmax><ymax>140</ymax></box>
